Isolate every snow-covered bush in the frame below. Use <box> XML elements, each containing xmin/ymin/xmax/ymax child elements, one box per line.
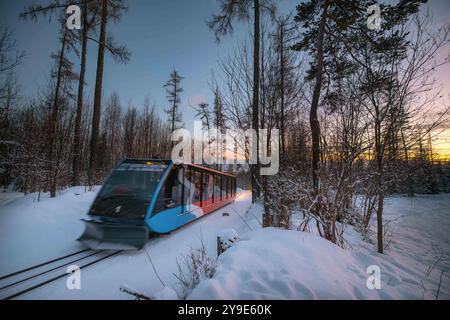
<box><xmin>218</xmin><ymin>228</ymin><xmax>239</xmax><ymax>254</ymax></box>
<box><xmin>264</xmin><ymin>167</ymin><xmax>351</xmax><ymax>247</ymax></box>
<box><xmin>354</xmin><ymin>170</ymin><xmax>378</xmax><ymax>242</ymax></box>
<box><xmin>265</xmin><ymin>169</ymin><xmax>303</xmax><ymax>229</ymax></box>
<box><xmin>174</xmin><ymin>239</ymin><xmax>217</xmax><ymax>299</ymax></box>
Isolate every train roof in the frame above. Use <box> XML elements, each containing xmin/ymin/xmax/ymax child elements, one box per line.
<box><xmin>121</xmin><ymin>158</ymin><xmax>236</xmax><ymax>178</ymax></box>
<box><xmin>186</xmin><ymin>162</ymin><xmax>236</xmax><ymax>178</ymax></box>
<box><xmin>122</xmin><ymin>158</ymin><xmax>170</xmax><ymax>164</ymax></box>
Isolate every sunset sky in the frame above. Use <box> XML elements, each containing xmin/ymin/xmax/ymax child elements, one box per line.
<box><xmin>1</xmin><ymin>0</ymin><xmax>449</xmax><ymax>157</ymax></box>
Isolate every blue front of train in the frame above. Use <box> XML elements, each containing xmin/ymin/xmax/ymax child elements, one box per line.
<box><xmin>77</xmin><ymin>159</ymin><xmax>197</xmax><ymax>250</ymax></box>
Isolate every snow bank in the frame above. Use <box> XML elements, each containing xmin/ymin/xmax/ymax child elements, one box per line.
<box><xmin>189</xmin><ymin>227</ymin><xmax>444</xmax><ymax>299</ymax></box>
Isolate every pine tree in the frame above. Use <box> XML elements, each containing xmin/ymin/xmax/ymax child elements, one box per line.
<box><xmin>88</xmin><ymin>0</ymin><xmax>129</xmax><ymax>184</ymax></box>
<box><xmin>163</xmin><ymin>70</ymin><xmax>184</xmax><ymax>137</ymax></box>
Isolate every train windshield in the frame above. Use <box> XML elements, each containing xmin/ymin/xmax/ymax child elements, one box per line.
<box><xmin>89</xmin><ymin>162</ymin><xmax>168</xmax><ymax>220</ymax></box>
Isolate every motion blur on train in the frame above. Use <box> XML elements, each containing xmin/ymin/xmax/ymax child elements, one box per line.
<box><xmin>78</xmin><ymin>159</ymin><xmax>237</xmax><ymax>250</ymax></box>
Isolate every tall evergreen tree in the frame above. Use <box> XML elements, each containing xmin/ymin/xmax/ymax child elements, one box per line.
<box><xmin>72</xmin><ymin>0</ymin><xmax>99</xmax><ymax>186</ymax></box>
<box><xmin>21</xmin><ymin>5</ymin><xmax>80</xmax><ymax>197</ymax></box>
<box><xmin>88</xmin><ymin>0</ymin><xmax>129</xmax><ymax>184</ymax></box>
<box><xmin>89</xmin><ymin>0</ymin><xmax>108</xmax><ymax>183</ymax></box>
<box><xmin>163</xmin><ymin>69</ymin><xmax>184</xmax><ymax>138</ymax></box>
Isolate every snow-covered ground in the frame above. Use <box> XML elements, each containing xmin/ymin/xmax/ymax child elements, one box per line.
<box><xmin>0</xmin><ymin>187</ymin><xmax>95</xmax><ymax>275</ymax></box>
<box><xmin>0</xmin><ymin>191</ymin><xmax>24</xmax><ymax>207</ymax></box>
<box><xmin>190</xmin><ymin>194</ymin><xmax>450</xmax><ymax>300</ymax></box>
<box><xmin>0</xmin><ymin>187</ymin><xmax>255</xmax><ymax>299</ymax></box>
<box><xmin>0</xmin><ymin>188</ymin><xmax>448</xmax><ymax>299</ymax></box>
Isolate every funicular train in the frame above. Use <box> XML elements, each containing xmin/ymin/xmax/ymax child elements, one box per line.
<box><xmin>78</xmin><ymin>159</ymin><xmax>237</xmax><ymax>249</ymax></box>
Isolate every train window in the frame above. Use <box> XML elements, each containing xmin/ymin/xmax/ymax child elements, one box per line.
<box><xmin>208</xmin><ymin>174</ymin><xmax>214</xmax><ymax>202</ymax></box>
<box><xmin>218</xmin><ymin>175</ymin><xmax>222</xmax><ymax>200</ymax></box>
<box><xmin>225</xmin><ymin>176</ymin><xmax>228</xmax><ymax>198</ymax></box>
<box><xmin>214</xmin><ymin>174</ymin><xmax>221</xmax><ymax>201</ymax></box>
<box><xmin>221</xmin><ymin>176</ymin><xmax>226</xmax><ymax>199</ymax></box>
<box><xmin>184</xmin><ymin>168</ymin><xmax>202</xmax><ymax>206</ymax></box>
<box><xmin>152</xmin><ymin>167</ymin><xmax>183</xmax><ymax>215</ymax></box>
<box><xmin>183</xmin><ymin>168</ymin><xmax>203</xmax><ymax>210</ymax></box>
<box><xmin>183</xmin><ymin>168</ymin><xmax>192</xmax><ymax>206</ymax></box>
<box><xmin>183</xmin><ymin>168</ymin><xmax>193</xmax><ymax>210</ymax></box>
<box><xmin>202</xmin><ymin>173</ymin><xmax>213</xmax><ymax>206</ymax></box>
<box><xmin>211</xmin><ymin>175</ymin><xmax>215</xmax><ymax>203</ymax></box>
<box><xmin>222</xmin><ymin>177</ymin><xmax>225</xmax><ymax>199</ymax></box>
<box><xmin>224</xmin><ymin>177</ymin><xmax>228</xmax><ymax>198</ymax></box>
<box><xmin>192</xmin><ymin>170</ymin><xmax>202</xmax><ymax>205</ymax></box>
<box><xmin>200</xmin><ymin>173</ymin><xmax>205</xmax><ymax>205</ymax></box>
<box><xmin>91</xmin><ymin>163</ymin><xmax>166</xmax><ymax>220</ymax></box>
<box><xmin>199</xmin><ymin>172</ymin><xmax>204</xmax><ymax>206</ymax></box>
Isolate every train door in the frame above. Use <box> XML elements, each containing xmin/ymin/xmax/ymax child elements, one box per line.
<box><xmin>152</xmin><ymin>167</ymin><xmax>183</xmax><ymax>215</ymax></box>
<box><xmin>214</xmin><ymin>174</ymin><xmax>221</xmax><ymax>202</ymax></box>
<box><xmin>183</xmin><ymin>167</ymin><xmax>202</xmax><ymax>210</ymax></box>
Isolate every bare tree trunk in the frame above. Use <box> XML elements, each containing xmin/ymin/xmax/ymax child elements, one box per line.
<box><xmin>375</xmin><ymin>119</ymin><xmax>384</xmax><ymax>253</ymax></box>
<box><xmin>279</xmin><ymin>21</ymin><xmax>285</xmax><ymax>157</ymax></box>
<box><xmin>171</xmin><ymin>79</ymin><xmax>177</xmax><ymax>148</ymax></box>
<box><xmin>262</xmin><ymin>126</ymin><xmax>272</xmax><ymax>227</ymax></box>
<box><xmin>310</xmin><ymin>0</ymin><xmax>328</xmax><ymax>194</ymax></box>
<box><xmin>72</xmin><ymin>0</ymin><xmax>88</xmax><ymax>186</ymax></box>
<box><xmin>262</xmin><ymin>175</ymin><xmax>271</xmax><ymax>226</ymax></box>
<box><xmin>401</xmin><ymin>127</ymin><xmax>414</xmax><ymax>197</ymax></box>
<box><xmin>48</xmin><ymin>27</ymin><xmax>68</xmax><ymax>197</ymax></box>
<box><xmin>251</xmin><ymin>0</ymin><xmax>260</xmax><ymax>203</ymax></box>
<box><xmin>376</xmin><ymin>158</ymin><xmax>384</xmax><ymax>254</ymax></box>
<box><xmin>89</xmin><ymin>0</ymin><xmax>108</xmax><ymax>184</ymax></box>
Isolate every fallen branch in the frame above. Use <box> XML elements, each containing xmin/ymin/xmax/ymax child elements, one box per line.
<box><xmin>120</xmin><ymin>285</ymin><xmax>151</xmax><ymax>300</ymax></box>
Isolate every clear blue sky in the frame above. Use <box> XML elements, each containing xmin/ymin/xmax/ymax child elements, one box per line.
<box><xmin>0</xmin><ymin>0</ymin><xmax>449</xmax><ymax>131</ymax></box>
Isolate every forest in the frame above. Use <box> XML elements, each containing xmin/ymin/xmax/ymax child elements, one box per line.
<box><xmin>0</xmin><ymin>0</ymin><xmax>450</xmax><ymax>256</ymax></box>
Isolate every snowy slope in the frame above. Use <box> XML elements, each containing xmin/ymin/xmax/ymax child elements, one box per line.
<box><xmin>0</xmin><ymin>191</ymin><xmax>23</xmax><ymax>207</ymax></box>
<box><xmin>0</xmin><ymin>187</ymin><xmax>98</xmax><ymax>275</ymax></box>
<box><xmin>189</xmin><ymin>194</ymin><xmax>450</xmax><ymax>300</ymax></box>
<box><xmin>189</xmin><ymin>228</ymin><xmax>441</xmax><ymax>299</ymax></box>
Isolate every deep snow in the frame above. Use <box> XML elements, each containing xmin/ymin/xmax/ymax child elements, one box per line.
<box><xmin>0</xmin><ymin>187</ymin><xmax>255</xmax><ymax>299</ymax></box>
<box><xmin>189</xmin><ymin>227</ymin><xmax>448</xmax><ymax>299</ymax></box>
<box><xmin>0</xmin><ymin>188</ymin><xmax>448</xmax><ymax>299</ymax></box>
<box><xmin>190</xmin><ymin>195</ymin><xmax>450</xmax><ymax>300</ymax></box>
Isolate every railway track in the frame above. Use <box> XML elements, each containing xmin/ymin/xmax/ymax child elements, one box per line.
<box><xmin>0</xmin><ymin>249</ymin><xmax>122</xmax><ymax>300</ymax></box>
